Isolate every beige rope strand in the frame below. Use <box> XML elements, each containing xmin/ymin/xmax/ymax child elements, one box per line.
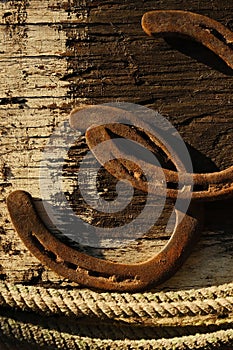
<box><xmin>0</xmin><ymin>315</ymin><xmax>232</xmax><ymax>350</ymax></box>
<box><xmin>0</xmin><ymin>282</ymin><xmax>232</xmax><ymax>327</ymax></box>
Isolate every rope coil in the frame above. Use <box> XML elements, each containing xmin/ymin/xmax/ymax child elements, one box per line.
<box><xmin>0</xmin><ymin>315</ymin><xmax>232</xmax><ymax>350</ymax></box>
<box><xmin>0</xmin><ymin>282</ymin><xmax>232</xmax><ymax>349</ymax></box>
<box><xmin>0</xmin><ymin>282</ymin><xmax>232</xmax><ymax>326</ymax></box>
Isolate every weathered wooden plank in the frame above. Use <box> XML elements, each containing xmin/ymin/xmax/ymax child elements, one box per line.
<box><xmin>0</xmin><ymin>0</ymin><xmax>87</xmax><ymax>24</ymax></box>
<box><xmin>0</xmin><ymin>26</ymin><xmax>68</xmax><ymax>58</ymax></box>
<box><xmin>0</xmin><ymin>0</ymin><xmax>89</xmax><ymax>286</ymax></box>
<box><xmin>0</xmin><ymin>59</ymin><xmax>69</xmax><ymax>99</ymax></box>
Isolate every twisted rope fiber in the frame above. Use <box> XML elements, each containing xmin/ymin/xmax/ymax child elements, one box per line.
<box><xmin>0</xmin><ymin>315</ymin><xmax>232</xmax><ymax>350</ymax></box>
<box><xmin>0</xmin><ymin>282</ymin><xmax>232</xmax><ymax>327</ymax></box>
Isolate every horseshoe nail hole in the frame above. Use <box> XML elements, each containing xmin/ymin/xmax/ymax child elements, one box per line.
<box><xmin>193</xmin><ymin>183</ymin><xmax>209</xmax><ymax>192</ymax></box>
<box><xmin>198</xmin><ymin>24</ymin><xmax>233</xmax><ymax>50</ymax></box>
<box><xmin>87</xmin><ymin>269</ymin><xmax>136</xmax><ymax>283</ymax></box>
<box><xmin>167</xmin><ymin>182</ymin><xmax>178</xmax><ymax>190</ymax></box>
<box><xmin>31</xmin><ymin>236</ymin><xmax>80</xmax><ymax>271</ymax></box>
<box><xmin>64</xmin><ymin>261</ymin><xmax>78</xmax><ymax>270</ymax></box>
<box><xmin>31</xmin><ymin>235</ymin><xmax>56</xmax><ymax>260</ymax></box>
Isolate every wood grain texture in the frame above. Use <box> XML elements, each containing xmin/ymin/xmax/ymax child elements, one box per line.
<box><xmin>0</xmin><ymin>0</ymin><xmax>232</xmax><ymax>291</ymax></box>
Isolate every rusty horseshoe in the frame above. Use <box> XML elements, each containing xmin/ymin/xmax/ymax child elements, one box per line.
<box><xmin>7</xmin><ymin>190</ymin><xmax>202</xmax><ymax>291</ymax></box>
<box><xmin>142</xmin><ymin>10</ymin><xmax>233</xmax><ymax>70</ymax></box>
<box><xmin>84</xmin><ymin>120</ymin><xmax>233</xmax><ymax>202</ymax></box>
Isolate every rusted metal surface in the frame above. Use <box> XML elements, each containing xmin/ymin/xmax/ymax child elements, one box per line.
<box><xmin>83</xmin><ymin>115</ymin><xmax>233</xmax><ymax>202</ymax></box>
<box><xmin>7</xmin><ymin>190</ymin><xmax>203</xmax><ymax>291</ymax></box>
<box><xmin>141</xmin><ymin>10</ymin><xmax>233</xmax><ymax>69</ymax></box>
<box><xmin>70</xmin><ymin>104</ymin><xmax>187</xmax><ymax>200</ymax></box>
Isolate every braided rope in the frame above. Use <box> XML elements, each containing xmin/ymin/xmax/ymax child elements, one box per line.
<box><xmin>0</xmin><ymin>315</ymin><xmax>232</xmax><ymax>350</ymax></box>
<box><xmin>0</xmin><ymin>282</ymin><xmax>232</xmax><ymax>327</ymax></box>
<box><xmin>0</xmin><ymin>282</ymin><xmax>232</xmax><ymax>349</ymax></box>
